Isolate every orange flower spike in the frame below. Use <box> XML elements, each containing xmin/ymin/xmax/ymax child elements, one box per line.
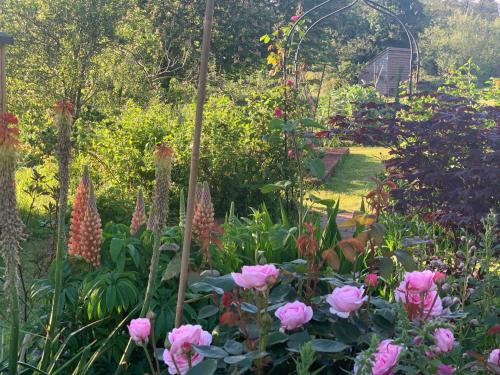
<box><xmin>68</xmin><ymin>167</ymin><xmax>90</xmax><ymax>256</ymax></box>
<box><xmin>78</xmin><ymin>179</ymin><xmax>103</xmax><ymax>267</ymax></box>
<box><xmin>130</xmin><ymin>188</ymin><xmax>147</xmax><ymax>235</ymax></box>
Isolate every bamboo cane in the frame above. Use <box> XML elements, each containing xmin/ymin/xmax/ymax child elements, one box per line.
<box><xmin>175</xmin><ymin>0</ymin><xmax>214</xmax><ymax>328</ymax></box>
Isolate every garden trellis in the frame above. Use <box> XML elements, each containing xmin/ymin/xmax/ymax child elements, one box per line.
<box><xmin>281</xmin><ymin>0</ymin><xmax>420</xmax><ymax>124</ymax></box>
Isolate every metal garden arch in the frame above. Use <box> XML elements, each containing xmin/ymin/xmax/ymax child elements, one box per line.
<box><xmin>282</xmin><ymin>0</ymin><xmax>420</xmax><ymax>121</ymax></box>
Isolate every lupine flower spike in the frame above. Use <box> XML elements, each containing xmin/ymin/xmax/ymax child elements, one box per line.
<box><xmin>193</xmin><ymin>182</ymin><xmax>223</xmax><ymax>269</ymax></box>
<box><xmin>68</xmin><ymin>166</ymin><xmax>89</xmax><ymax>257</ymax></box>
<box><xmin>130</xmin><ymin>188</ymin><xmax>147</xmax><ymax>235</ymax></box>
<box><xmin>0</xmin><ymin>112</ymin><xmax>25</xmax><ymax>375</ymax></box>
<box><xmin>0</xmin><ymin>112</ymin><xmax>25</xmax><ymax>282</ymax></box>
<box><xmin>78</xmin><ymin>179</ymin><xmax>103</xmax><ymax>266</ymax></box>
<box><xmin>147</xmin><ymin>143</ymin><xmax>173</xmax><ymax>231</ymax></box>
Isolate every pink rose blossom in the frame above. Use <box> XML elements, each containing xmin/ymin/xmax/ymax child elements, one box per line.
<box><xmin>488</xmin><ymin>348</ymin><xmax>500</xmax><ymax>365</ymax></box>
<box><xmin>290</xmin><ymin>15</ymin><xmax>300</xmax><ymax>22</ymax></box>
<box><xmin>286</xmin><ymin>79</ymin><xmax>294</xmax><ymax>87</ymax></box>
<box><xmin>434</xmin><ymin>328</ymin><xmax>455</xmax><ymax>353</ymax></box>
<box><xmin>395</xmin><ymin>280</ymin><xmax>443</xmax><ymax>320</ymax></box>
<box><xmin>404</xmin><ymin>270</ymin><xmax>436</xmax><ymax>293</ymax></box>
<box><xmin>274</xmin><ymin>107</ymin><xmax>283</xmax><ymax>118</ymax></box>
<box><xmin>287</xmin><ymin>149</ymin><xmax>296</xmax><ymax>159</ymax></box>
<box><xmin>127</xmin><ymin>318</ymin><xmax>151</xmax><ymax>343</ymax></box>
<box><xmin>275</xmin><ymin>301</ymin><xmax>313</xmax><ymax>331</ymax></box>
<box><xmin>231</xmin><ymin>264</ymin><xmax>279</xmax><ymax>291</ymax></box>
<box><xmin>163</xmin><ymin>324</ymin><xmax>212</xmax><ymax>375</ymax></box>
<box><xmin>372</xmin><ymin>339</ymin><xmax>402</xmax><ymax>375</ymax></box>
<box><xmin>365</xmin><ymin>273</ymin><xmax>379</xmax><ymax>287</ymax></box>
<box><xmin>436</xmin><ymin>364</ymin><xmax>456</xmax><ymax>374</ymax></box>
<box><xmin>327</xmin><ymin>285</ymin><xmax>367</xmax><ymax>318</ymax></box>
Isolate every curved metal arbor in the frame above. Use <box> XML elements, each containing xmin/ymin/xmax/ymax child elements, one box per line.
<box><xmin>282</xmin><ymin>0</ymin><xmax>420</xmax><ymax>119</ymax></box>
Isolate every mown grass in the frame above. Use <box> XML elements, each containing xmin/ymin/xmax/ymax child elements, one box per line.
<box><xmin>309</xmin><ymin>146</ymin><xmax>389</xmax><ymax>212</ymax></box>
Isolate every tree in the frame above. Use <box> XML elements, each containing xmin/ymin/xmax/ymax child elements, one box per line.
<box><xmin>420</xmin><ymin>11</ymin><xmax>500</xmax><ymax>82</ymax></box>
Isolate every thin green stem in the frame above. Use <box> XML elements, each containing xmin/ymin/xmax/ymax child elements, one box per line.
<box><xmin>7</xmin><ymin>248</ymin><xmax>19</xmax><ymax>375</ymax></box>
<box><xmin>142</xmin><ymin>345</ymin><xmax>156</xmax><ymax>375</ymax></box>
<box><xmin>39</xmin><ymin>198</ymin><xmax>66</xmax><ymax>370</ymax></box>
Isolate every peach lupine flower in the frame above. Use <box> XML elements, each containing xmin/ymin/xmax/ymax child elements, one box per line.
<box><xmin>130</xmin><ymin>188</ymin><xmax>147</xmax><ymax>235</ymax></box>
<box><xmin>193</xmin><ymin>182</ymin><xmax>223</xmax><ymax>268</ymax></box>
<box><xmin>68</xmin><ymin>167</ymin><xmax>89</xmax><ymax>257</ymax></box>
<box><xmin>78</xmin><ymin>180</ymin><xmax>102</xmax><ymax>266</ymax></box>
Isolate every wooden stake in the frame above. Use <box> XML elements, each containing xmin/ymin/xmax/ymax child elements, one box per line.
<box><xmin>175</xmin><ymin>0</ymin><xmax>215</xmax><ymax>328</ymax></box>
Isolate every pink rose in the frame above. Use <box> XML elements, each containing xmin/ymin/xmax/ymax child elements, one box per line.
<box><xmin>395</xmin><ymin>280</ymin><xmax>443</xmax><ymax>320</ymax></box>
<box><xmin>274</xmin><ymin>107</ymin><xmax>283</xmax><ymax>118</ymax></box>
<box><xmin>286</xmin><ymin>79</ymin><xmax>294</xmax><ymax>87</ymax></box>
<box><xmin>275</xmin><ymin>301</ymin><xmax>313</xmax><ymax>330</ymax></box>
<box><xmin>327</xmin><ymin>285</ymin><xmax>367</xmax><ymax>318</ymax></box>
<box><xmin>372</xmin><ymin>339</ymin><xmax>402</xmax><ymax>375</ymax></box>
<box><xmin>290</xmin><ymin>15</ymin><xmax>300</xmax><ymax>22</ymax></box>
<box><xmin>488</xmin><ymin>348</ymin><xmax>500</xmax><ymax>365</ymax></box>
<box><xmin>365</xmin><ymin>273</ymin><xmax>379</xmax><ymax>287</ymax></box>
<box><xmin>404</xmin><ymin>270</ymin><xmax>436</xmax><ymax>292</ymax></box>
<box><xmin>127</xmin><ymin>318</ymin><xmax>151</xmax><ymax>344</ymax></box>
<box><xmin>436</xmin><ymin>364</ymin><xmax>456</xmax><ymax>374</ymax></box>
<box><xmin>434</xmin><ymin>328</ymin><xmax>455</xmax><ymax>353</ymax></box>
<box><xmin>163</xmin><ymin>324</ymin><xmax>212</xmax><ymax>375</ymax></box>
<box><xmin>231</xmin><ymin>264</ymin><xmax>279</xmax><ymax>291</ymax></box>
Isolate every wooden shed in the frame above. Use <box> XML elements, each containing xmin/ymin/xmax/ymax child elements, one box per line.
<box><xmin>359</xmin><ymin>47</ymin><xmax>411</xmax><ymax>96</ymax></box>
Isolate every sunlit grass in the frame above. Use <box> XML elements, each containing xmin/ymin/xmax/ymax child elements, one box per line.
<box><xmin>309</xmin><ymin>146</ymin><xmax>389</xmax><ymax>212</ymax></box>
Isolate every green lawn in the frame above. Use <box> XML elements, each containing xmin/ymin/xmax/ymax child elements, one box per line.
<box><xmin>310</xmin><ymin>146</ymin><xmax>389</xmax><ymax>212</ymax></box>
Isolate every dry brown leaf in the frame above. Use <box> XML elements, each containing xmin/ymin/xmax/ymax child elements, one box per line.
<box><xmin>322</xmin><ymin>248</ymin><xmax>340</xmax><ymax>271</ymax></box>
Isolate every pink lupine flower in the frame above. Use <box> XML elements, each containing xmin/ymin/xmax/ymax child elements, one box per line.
<box><xmin>434</xmin><ymin>328</ymin><xmax>455</xmax><ymax>353</ymax></box>
<box><xmin>163</xmin><ymin>324</ymin><xmax>212</xmax><ymax>375</ymax></box>
<box><xmin>127</xmin><ymin>318</ymin><xmax>151</xmax><ymax>344</ymax></box>
<box><xmin>275</xmin><ymin>301</ymin><xmax>313</xmax><ymax>331</ymax></box>
<box><xmin>231</xmin><ymin>264</ymin><xmax>279</xmax><ymax>291</ymax></box>
<box><xmin>327</xmin><ymin>285</ymin><xmax>367</xmax><ymax>318</ymax></box>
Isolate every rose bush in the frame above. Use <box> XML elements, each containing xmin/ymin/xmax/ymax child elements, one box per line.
<box><xmin>126</xmin><ymin>264</ymin><xmax>498</xmax><ymax>374</ymax></box>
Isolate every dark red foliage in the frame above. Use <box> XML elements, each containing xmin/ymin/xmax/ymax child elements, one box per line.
<box><xmin>350</xmin><ymin>94</ymin><xmax>500</xmax><ymax>231</ymax></box>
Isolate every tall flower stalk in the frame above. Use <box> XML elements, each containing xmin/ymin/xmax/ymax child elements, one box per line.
<box><xmin>0</xmin><ymin>112</ymin><xmax>25</xmax><ymax>375</ymax></box>
<box><xmin>116</xmin><ymin>143</ymin><xmax>172</xmax><ymax>374</ymax></box>
<box><xmin>39</xmin><ymin>99</ymin><xmax>73</xmax><ymax>370</ymax></box>
<box><xmin>192</xmin><ymin>182</ymin><xmax>222</xmax><ymax>269</ymax></box>
<box><xmin>130</xmin><ymin>188</ymin><xmax>146</xmax><ymax>236</ymax></box>
<box><xmin>77</xmin><ymin>179</ymin><xmax>102</xmax><ymax>266</ymax></box>
<box><xmin>68</xmin><ymin>166</ymin><xmax>89</xmax><ymax>257</ymax></box>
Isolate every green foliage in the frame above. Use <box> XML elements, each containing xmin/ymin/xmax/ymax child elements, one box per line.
<box><xmin>420</xmin><ymin>11</ymin><xmax>500</xmax><ymax>82</ymax></box>
<box><xmin>294</xmin><ymin>342</ymin><xmax>323</xmax><ymax>375</ymax></box>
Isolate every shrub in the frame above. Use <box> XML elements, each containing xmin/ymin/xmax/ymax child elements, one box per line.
<box><xmin>385</xmin><ymin>93</ymin><xmax>499</xmax><ymax>230</ymax></box>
